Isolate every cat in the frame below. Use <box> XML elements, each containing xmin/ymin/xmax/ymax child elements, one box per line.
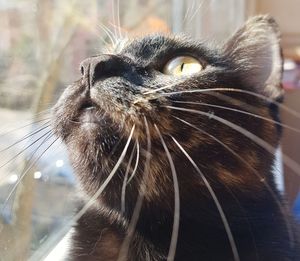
<box><xmin>51</xmin><ymin>15</ymin><xmax>300</xmax><ymax>260</ymax></box>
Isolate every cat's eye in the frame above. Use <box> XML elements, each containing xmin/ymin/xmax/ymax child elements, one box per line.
<box><xmin>163</xmin><ymin>56</ymin><xmax>203</xmax><ymax>76</ymax></box>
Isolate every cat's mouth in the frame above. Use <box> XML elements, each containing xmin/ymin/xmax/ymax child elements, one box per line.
<box><xmin>79</xmin><ymin>99</ymin><xmax>97</xmax><ymax>111</ymax></box>
<box><xmin>77</xmin><ymin>99</ymin><xmax>102</xmax><ymax>125</ymax></box>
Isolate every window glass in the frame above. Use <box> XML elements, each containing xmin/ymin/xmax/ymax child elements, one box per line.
<box><xmin>3</xmin><ymin>1</ymin><xmax>287</xmax><ymax>260</ymax></box>
<box><xmin>0</xmin><ymin>1</ymin><xmax>173</xmax><ymax>260</ymax></box>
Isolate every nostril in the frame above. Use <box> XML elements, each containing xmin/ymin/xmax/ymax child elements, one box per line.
<box><xmin>80</xmin><ymin>65</ymin><xmax>85</xmax><ymax>76</ymax></box>
<box><xmin>80</xmin><ymin>55</ymin><xmax>120</xmax><ymax>84</ymax></box>
<box><xmin>80</xmin><ymin>59</ymin><xmax>91</xmax><ymax>77</ymax></box>
<box><xmin>93</xmin><ymin>62</ymin><xmax>105</xmax><ymax>80</ymax></box>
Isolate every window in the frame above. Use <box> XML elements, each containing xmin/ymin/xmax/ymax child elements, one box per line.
<box><xmin>1</xmin><ymin>1</ymin><xmax>298</xmax><ymax>260</ymax></box>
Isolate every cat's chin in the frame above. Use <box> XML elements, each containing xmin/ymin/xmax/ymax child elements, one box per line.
<box><xmin>78</xmin><ymin>107</ymin><xmax>102</xmax><ymax>128</ymax></box>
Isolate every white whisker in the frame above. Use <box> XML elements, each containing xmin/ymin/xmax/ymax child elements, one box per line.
<box><xmin>2</xmin><ymin>133</ymin><xmax>58</xmax><ymax>208</ymax></box>
<box><xmin>121</xmin><ymin>141</ymin><xmax>137</xmax><ymax>213</ymax></box>
<box><xmin>183</xmin><ymin>0</ymin><xmax>195</xmax><ymax>23</ymax></box>
<box><xmin>116</xmin><ymin>0</ymin><xmax>122</xmax><ymax>39</ymax></box>
<box><xmin>0</xmin><ymin>117</ymin><xmax>51</xmax><ymax>137</ymax></box>
<box><xmin>111</xmin><ymin>0</ymin><xmax>118</xmax><ymax>40</ymax></box>
<box><xmin>172</xmin><ymin>115</ymin><xmax>294</xmax><ymax>246</ymax></box>
<box><xmin>187</xmin><ymin>0</ymin><xmax>206</xmax><ymax>24</ymax></box>
<box><xmin>117</xmin><ymin>118</ymin><xmax>151</xmax><ymax>261</ymax></box>
<box><xmin>161</xmin><ymin>88</ymin><xmax>300</xmax><ymax>119</ymax></box>
<box><xmin>63</xmin><ymin>125</ymin><xmax>135</xmax><ymax>238</ymax></box>
<box><xmin>171</xmin><ymin>136</ymin><xmax>240</xmax><ymax>261</ymax></box>
<box><xmin>172</xmin><ymin>100</ymin><xmax>300</xmax><ymax>133</ymax></box>
<box><xmin>0</xmin><ymin>123</ymin><xmax>51</xmax><ymax>153</ymax></box>
<box><xmin>143</xmin><ymin>78</ymin><xmax>187</xmax><ymax>95</ymax></box>
<box><xmin>166</xmin><ymin>105</ymin><xmax>300</xmax><ymax>178</ymax></box>
<box><xmin>99</xmin><ymin>24</ymin><xmax>117</xmax><ymax>46</ymax></box>
<box><xmin>127</xmin><ymin>141</ymin><xmax>140</xmax><ymax>184</ymax></box>
<box><xmin>155</xmin><ymin>125</ymin><xmax>180</xmax><ymax>261</ymax></box>
<box><xmin>0</xmin><ymin>129</ymin><xmax>53</xmax><ymax>182</ymax></box>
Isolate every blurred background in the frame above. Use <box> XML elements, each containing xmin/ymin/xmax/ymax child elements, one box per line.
<box><xmin>0</xmin><ymin>0</ymin><xmax>299</xmax><ymax>260</ymax></box>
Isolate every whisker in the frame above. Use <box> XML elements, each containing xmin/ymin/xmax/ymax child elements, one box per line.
<box><xmin>0</xmin><ymin>122</ymin><xmax>51</xmax><ymax>153</ymax></box>
<box><xmin>99</xmin><ymin>24</ymin><xmax>116</xmax><ymax>47</ymax></box>
<box><xmin>66</xmin><ymin>119</ymin><xmax>81</xmax><ymax>124</ymax></box>
<box><xmin>171</xmin><ymin>136</ymin><xmax>240</xmax><ymax>261</ymax></box>
<box><xmin>2</xmin><ymin>133</ymin><xmax>57</xmax><ymax>209</ymax></box>
<box><xmin>97</xmin><ymin>131</ymin><xmax>127</xmax><ymax>173</ymax></box>
<box><xmin>142</xmin><ymin>79</ymin><xmax>186</xmax><ymax>95</ymax></box>
<box><xmin>96</xmin><ymin>31</ymin><xmax>111</xmax><ymax>51</ymax></box>
<box><xmin>183</xmin><ymin>0</ymin><xmax>195</xmax><ymax>23</ymax></box>
<box><xmin>127</xmin><ymin>141</ymin><xmax>140</xmax><ymax>184</ymax></box>
<box><xmin>31</xmin><ymin>108</ymin><xmax>52</xmax><ymax>117</ymax></box>
<box><xmin>166</xmin><ymin>106</ymin><xmax>300</xmax><ymax>178</ymax></box>
<box><xmin>172</xmin><ymin>115</ymin><xmax>294</xmax><ymax>247</ymax></box>
<box><xmin>155</xmin><ymin>125</ymin><xmax>180</xmax><ymax>261</ymax></box>
<box><xmin>0</xmin><ymin>118</ymin><xmax>51</xmax><ymax>138</ymax></box>
<box><xmin>108</xmin><ymin>22</ymin><xmax>124</xmax><ymax>39</ymax></box>
<box><xmin>144</xmin><ymin>82</ymin><xmax>300</xmax><ymax>121</ymax></box>
<box><xmin>172</xmin><ymin>101</ymin><xmax>300</xmax><ymax>133</ymax></box>
<box><xmin>32</xmin><ymin>126</ymin><xmax>135</xmax><ymax>260</ymax></box>
<box><xmin>187</xmin><ymin>0</ymin><xmax>206</xmax><ymax>24</ymax></box>
<box><xmin>0</xmin><ymin>129</ymin><xmax>53</xmax><ymax>174</ymax></box>
<box><xmin>75</xmin><ymin>13</ymin><xmax>111</xmax><ymax>48</ymax></box>
<box><xmin>116</xmin><ymin>0</ymin><xmax>122</xmax><ymax>39</ymax></box>
<box><xmin>67</xmin><ymin>125</ymin><xmax>135</xmax><ymax>235</ymax></box>
<box><xmin>111</xmin><ymin>0</ymin><xmax>117</xmax><ymax>38</ymax></box>
<box><xmin>198</xmin><ymin>90</ymin><xmax>261</xmax><ymax>113</ymax></box>
<box><xmin>161</xmin><ymin>88</ymin><xmax>300</xmax><ymax>119</ymax></box>
<box><xmin>121</xmin><ymin>141</ymin><xmax>137</xmax><ymax>213</ymax></box>
<box><xmin>117</xmin><ymin>118</ymin><xmax>151</xmax><ymax>261</ymax></box>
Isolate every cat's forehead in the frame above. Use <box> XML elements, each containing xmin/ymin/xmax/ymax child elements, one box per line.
<box><xmin>113</xmin><ymin>34</ymin><xmax>177</xmax><ymax>54</ymax></box>
<box><xmin>111</xmin><ymin>34</ymin><xmax>211</xmax><ymax>61</ymax></box>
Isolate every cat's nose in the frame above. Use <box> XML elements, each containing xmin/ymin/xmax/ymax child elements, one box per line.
<box><xmin>80</xmin><ymin>55</ymin><xmax>121</xmax><ymax>85</ymax></box>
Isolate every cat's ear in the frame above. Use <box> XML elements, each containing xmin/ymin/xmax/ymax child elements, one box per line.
<box><xmin>223</xmin><ymin>15</ymin><xmax>283</xmax><ymax>100</ymax></box>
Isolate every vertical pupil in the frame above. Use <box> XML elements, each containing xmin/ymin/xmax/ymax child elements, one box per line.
<box><xmin>180</xmin><ymin>63</ymin><xmax>185</xmax><ymax>71</ymax></box>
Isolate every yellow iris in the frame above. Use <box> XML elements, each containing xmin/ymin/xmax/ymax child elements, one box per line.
<box><xmin>163</xmin><ymin>56</ymin><xmax>203</xmax><ymax>76</ymax></box>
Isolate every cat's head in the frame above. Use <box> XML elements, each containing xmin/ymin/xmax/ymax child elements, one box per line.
<box><xmin>52</xmin><ymin>15</ymin><xmax>283</xmax><ymax>213</ymax></box>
